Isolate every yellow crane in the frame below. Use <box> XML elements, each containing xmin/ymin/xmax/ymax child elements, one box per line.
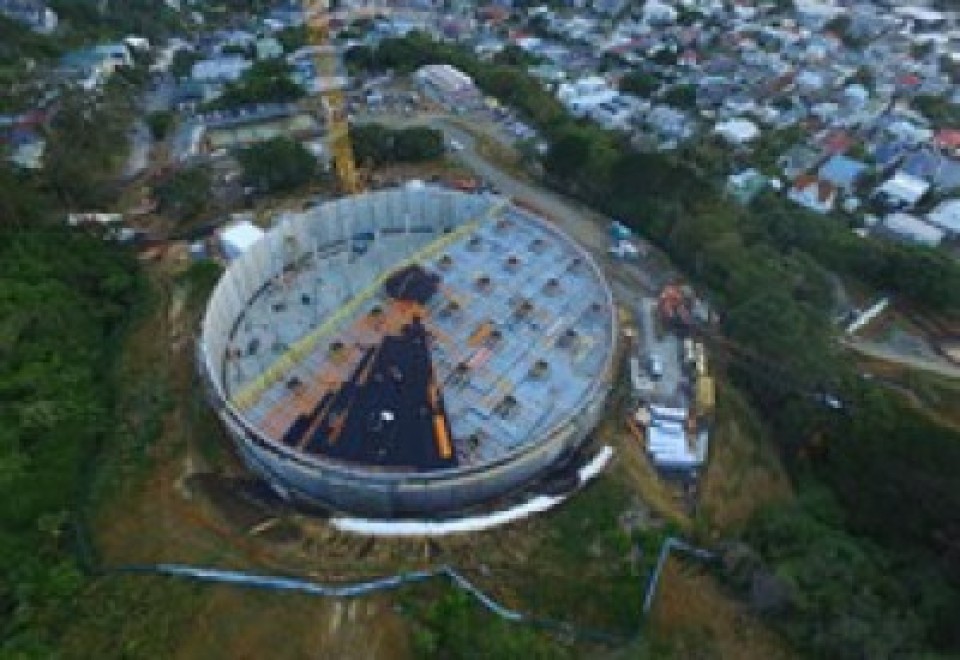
<box><xmin>304</xmin><ymin>0</ymin><xmax>360</xmax><ymax>195</ymax></box>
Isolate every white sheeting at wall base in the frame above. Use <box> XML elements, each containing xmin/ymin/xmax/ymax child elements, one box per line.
<box><xmin>331</xmin><ymin>446</ymin><xmax>614</xmax><ymax>537</ymax></box>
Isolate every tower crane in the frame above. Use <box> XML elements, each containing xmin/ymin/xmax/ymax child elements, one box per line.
<box><xmin>303</xmin><ymin>0</ymin><xmax>361</xmax><ymax>195</ymax></box>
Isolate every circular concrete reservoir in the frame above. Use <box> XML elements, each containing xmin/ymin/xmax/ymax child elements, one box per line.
<box><xmin>198</xmin><ymin>186</ymin><xmax>616</xmax><ymax>517</ymax></box>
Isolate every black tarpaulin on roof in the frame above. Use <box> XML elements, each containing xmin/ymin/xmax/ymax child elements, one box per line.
<box><xmin>384</xmin><ymin>264</ymin><xmax>441</xmax><ymax>305</ymax></box>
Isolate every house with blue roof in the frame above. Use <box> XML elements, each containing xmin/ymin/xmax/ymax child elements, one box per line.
<box><xmin>6</xmin><ymin>128</ymin><xmax>44</xmax><ymax>170</ymax></box>
<box><xmin>902</xmin><ymin>148</ymin><xmax>942</xmax><ymax>179</ymax></box>
<box><xmin>898</xmin><ymin>147</ymin><xmax>960</xmax><ymax>191</ymax></box>
<box><xmin>60</xmin><ymin>43</ymin><xmax>132</xmax><ymax>90</ymax></box>
<box><xmin>818</xmin><ymin>154</ymin><xmax>868</xmax><ymax>192</ymax></box>
<box><xmin>0</xmin><ymin>0</ymin><xmax>56</xmax><ymax>33</ymax></box>
<box><xmin>869</xmin><ymin>138</ymin><xmax>909</xmax><ymax>170</ymax></box>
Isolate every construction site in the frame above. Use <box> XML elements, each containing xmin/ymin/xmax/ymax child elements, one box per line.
<box><xmin>198</xmin><ymin>185</ymin><xmax>617</xmax><ymax>517</ymax></box>
<box><xmin>625</xmin><ymin>282</ymin><xmax>716</xmax><ymax>476</ymax></box>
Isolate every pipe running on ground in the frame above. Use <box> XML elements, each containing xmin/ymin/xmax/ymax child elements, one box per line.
<box><xmin>110</xmin><ymin>533</ymin><xmax>713</xmax><ymax>645</ymax></box>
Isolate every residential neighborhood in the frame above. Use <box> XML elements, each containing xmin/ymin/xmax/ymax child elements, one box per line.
<box><xmin>6</xmin><ymin>0</ymin><xmax>960</xmax><ymax>253</ymax></box>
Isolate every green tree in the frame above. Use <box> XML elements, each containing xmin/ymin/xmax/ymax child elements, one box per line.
<box><xmin>544</xmin><ymin>128</ymin><xmax>592</xmax><ymax>181</ymax></box>
<box><xmin>169</xmin><ymin>49</ymin><xmax>199</xmax><ymax>79</ymax></box>
<box><xmin>0</xmin><ymin>228</ymin><xmax>142</xmax><ymax>654</ymax></box>
<box><xmin>492</xmin><ymin>44</ymin><xmax>541</xmax><ymax>67</ymax></box>
<box><xmin>146</xmin><ymin>110</ymin><xmax>174</xmax><ymax>140</ymax></box>
<box><xmin>849</xmin><ymin>66</ymin><xmax>874</xmax><ymax>91</ymax></box>
<box><xmin>351</xmin><ymin>124</ymin><xmax>444</xmax><ymax>165</ymax></box>
<box><xmin>619</xmin><ymin>71</ymin><xmax>660</xmax><ymax>96</ymax></box>
<box><xmin>40</xmin><ymin>88</ymin><xmax>134</xmax><ymax>208</ymax></box>
<box><xmin>343</xmin><ymin>44</ymin><xmax>376</xmax><ymax>72</ymax></box>
<box><xmin>392</xmin><ymin>126</ymin><xmax>444</xmax><ymax>161</ymax></box>
<box><xmin>662</xmin><ymin>83</ymin><xmax>697</xmax><ymax>109</ymax></box>
<box><xmin>237</xmin><ymin>137</ymin><xmax>317</xmax><ymax>193</ymax></box>
<box><xmin>276</xmin><ymin>25</ymin><xmax>308</xmax><ymax>53</ymax></box>
<box><xmin>0</xmin><ymin>164</ymin><xmax>52</xmax><ymax>227</ymax></box>
<box><xmin>914</xmin><ymin>94</ymin><xmax>960</xmax><ymax>125</ymax></box>
<box><xmin>206</xmin><ymin>59</ymin><xmax>304</xmax><ymax>109</ymax></box>
<box><xmin>744</xmin><ymin>498</ymin><xmax>928</xmax><ymax>658</ymax></box>
<box><xmin>154</xmin><ymin>165</ymin><xmax>212</xmax><ymax>221</ymax></box>
<box><xmin>650</xmin><ymin>48</ymin><xmax>678</xmax><ymax>66</ymax></box>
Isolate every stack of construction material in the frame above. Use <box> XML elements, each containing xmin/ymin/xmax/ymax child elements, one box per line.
<box><xmin>646</xmin><ymin>405</ymin><xmax>699</xmax><ymax>470</ymax></box>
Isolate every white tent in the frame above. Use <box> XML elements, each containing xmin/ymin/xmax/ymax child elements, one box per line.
<box><xmin>875</xmin><ymin>172</ymin><xmax>930</xmax><ymax>208</ymax></box>
<box><xmin>714</xmin><ymin>118</ymin><xmax>760</xmax><ymax>144</ymax></box>
<box><xmin>220</xmin><ymin>221</ymin><xmax>265</xmax><ymax>260</ymax></box>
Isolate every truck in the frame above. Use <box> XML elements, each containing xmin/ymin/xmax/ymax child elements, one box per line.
<box><xmin>608</xmin><ymin>240</ymin><xmax>640</xmax><ymax>260</ymax></box>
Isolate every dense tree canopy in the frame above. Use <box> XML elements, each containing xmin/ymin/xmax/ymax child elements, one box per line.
<box><xmin>205</xmin><ymin>59</ymin><xmax>304</xmax><ymax>109</ymax></box>
<box><xmin>49</xmin><ymin>0</ymin><xmax>186</xmax><ymax>42</ymax></box>
<box><xmin>154</xmin><ymin>166</ymin><xmax>212</xmax><ymax>222</ymax></box>
<box><xmin>742</xmin><ymin>490</ymin><xmax>936</xmax><ymax>658</ymax></box>
<box><xmin>146</xmin><ymin>111</ymin><xmax>175</xmax><ymax>141</ymax></box>
<box><xmin>661</xmin><ymin>84</ymin><xmax>697</xmax><ymax>109</ymax></box>
<box><xmin>352</xmin><ymin>123</ymin><xmax>444</xmax><ymax>165</ymax></box>
<box><xmin>40</xmin><ymin>89</ymin><xmax>134</xmax><ymax>209</ymax></box>
<box><xmin>0</xmin><ymin>229</ymin><xmax>142</xmax><ymax>655</ymax></box>
<box><xmin>618</xmin><ymin>71</ymin><xmax>660</xmax><ymax>97</ymax></box>
<box><xmin>237</xmin><ymin>137</ymin><xmax>317</xmax><ymax>193</ymax></box>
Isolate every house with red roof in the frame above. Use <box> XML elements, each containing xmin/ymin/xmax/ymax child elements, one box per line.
<box><xmin>788</xmin><ymin>174</ymin><xmax>838</xmax><ymax>214</ymax></box>
<box><xmin>816</xmin><ymin>128</ymin><xmax>855</xmax><ymax>155</ymax></box>
<box><xmin>934</xmin><ymin>128</ymin><xmax>960</xmax><ymax>155</ymax></box>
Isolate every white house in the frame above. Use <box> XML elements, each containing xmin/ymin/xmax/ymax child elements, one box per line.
<box><xmin>880</xmin><ymin>213</ymin><xmax>944</xmax><ymax>246</ymax></box>
<box><xmin>191</xmin><ymin>56</ymin><xmax>252</xmax><ymax>83</ymax></box>
<box><xmin>642</xmin><ymin>0</ymin><xmax>678</xmax><ymax>25</ymax></box>
<box><xmin>925</xmin><ymin>198</ymin><xmax>960</xmax><ymax>237</ymax></box>
<box><xmin>60</xmin><ymin>43</ymin><xmax>133</xmax><ymax>90</ymax></box>
<box><xmin>0</xmin><ymin>0</ymin><xmax>57</xmax><ymax>34</ymax></box>
<box><xmin>414</xmin><ymin>64</ymin><xmax>481</xmax><ymax>106</ymax></box>
<box><xmin>874</xmin><ymin>171</ymin><xmax>930</xmax><ymax>209</ymax></box>
<box><xmin>788</xmin><ymin>175</ymin><xmax>838</xmax><ymax>214</ymax></box>
<box><xmin>714</xmin><ymin>118</ymin><xmax>760</xmax><ymax>145</ymax></box>
<box><xmin>557</xmin><ymin>76</ymin><xmax>618</xmax><ymax>117</ymax></box>
<box><xmin>219</xmin><ymin>220</ymin><xmax>265</xmax><ymax>260</ymax></box>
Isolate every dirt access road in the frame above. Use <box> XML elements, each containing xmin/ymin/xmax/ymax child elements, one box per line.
<box><xmin>844</xmin><ymin>338</ymin><xmax>960</xmax><ymax>380</ymax></box>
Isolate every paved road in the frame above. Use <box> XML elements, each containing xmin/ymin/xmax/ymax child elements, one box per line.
<box><xmin>124</xmin><ymin>119</ymin><xmax>151</xmax><ymax>179</ymax></box>
<box><xmin>143</xmin><ymin>74</ymin><xmax>175</xmax><ymax>114</ymax></box>
<box><xmin>637</xmin><ymin>298</ymin><xmax>683</xmax><ymax>404</ymax></box>
<box><xmin>844</xmin><ymin>339</ymin><xmax>960</xmax><ymax>380</ymax></box>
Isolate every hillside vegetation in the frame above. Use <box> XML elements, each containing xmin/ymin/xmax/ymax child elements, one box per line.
<box><xmin>0</xmin><ymin>228</ymin><xmax>143</xmax><ymax>655</ymax></box>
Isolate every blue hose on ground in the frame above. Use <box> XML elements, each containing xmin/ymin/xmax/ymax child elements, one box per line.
<box><xmin>116</xmin><ymin>563</ymin><xmax>446</xmax><ymax>597</ymax></box>
<box><xmin>112</xmin><ymin>536</ymin><xmax>712</xmax><ymax>643</ymax></box>
<box><xmin>642</xmin><ymin>537</ymin><xmax>715</xmax><ymax>615</ymax></box>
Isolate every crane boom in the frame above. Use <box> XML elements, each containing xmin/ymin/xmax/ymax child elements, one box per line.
<box><xmin>304</xmin><ymin>2</ymin><xmax>360</xmax><ymax>194</ymax></box>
